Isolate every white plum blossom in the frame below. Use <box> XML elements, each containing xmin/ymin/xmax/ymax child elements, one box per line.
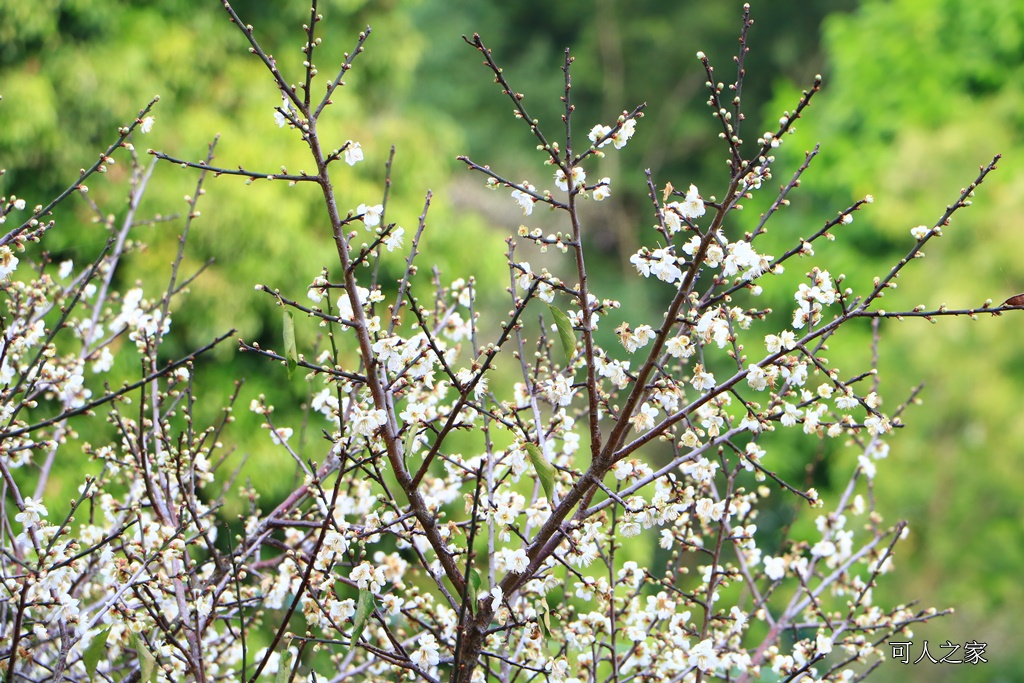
<box><xmin>662</xmin><ymin>205</ymin><xmax>684</xmax><ymax>234</ymax></box>
<box><xmin>611</xmin><ymin>117</ymin><xmax>636</xmax><ymax>149</ymax></box>
<box><xmin>140</xmin><ymin>116</ymin><xmax>155</xmax><ymax>133</ymax></box>
<box><xmin>723</xmin><ymin>240</ymin><xmax>772</xmax><ymax>280</ymax></box>
<box><xmin>383</xmin><ymin>226</ymin><xmax>405</xmax><ymax>252</ymax></box>
<box><xmin>663</xmin><ymin>187</ymin><xmax>707</xmax><ymax>232</ymax></box>
<box><xmin>350</xmin><ymin>561</ymin><xmax>387</xmax><ymax>593</ymax></box>
<box><xmin>613</xmin><ymin>459</ymin><xmax>635</xmax><ymax>481</ymax></box>
<box><xmin>489</xmin><ymin>585</ymin><xmax>503</xmax><ymax>609</ymax></box>
<box><xmin>780</xmin><ymin>403</ymin><xmax>802</xmax><ymax>427</ymax></box>
<box><xmin>695</xmin><ymin>498</ymin><xmax>725</xmax><ymax>523</ymax></box>
<box><xmin>344</xmin><ymin>141</ymin><xmax>363</xmax><ymax>166</ymax></box>
<box><xmin>588</xmin><ymin>119</ymin><xmax>636</xmax><ymax>149</ymax></box>
<box><xmin>765</xmin><ymin>330</ymin><xmax>797</xmax><ymax>353</ymax></box>
<box><xmin>630</xmin><ymin>247</ymin><xmax>683</xmax><ymax>285</ymax></box>
<box><xmin>595</xmin><ymin>356</ymin><xmax>630</xmax><ymax>388</ymax></box>
<box><xmin>511</xmin><ymin>182</ymin><xmax>537</xmax><ymax>215</ymax></box>
<box><xmin>516</xmin><ymin>261</ymin><xmax>533</xmax><ymax>290</ymax></box>
<box><xmin>506</xmin><ymin>548</ymin><xmax>529</xmax><ymax>574</ymax></box>
<box><xmin>593</xmin><ymin>177</ymin><xmax>611</xmax><ymax>201</ymax></box>
<box><xmin>620</xmin><ymin>521</ymin><xmax>641</xmax><ymax>537</ymax></box>
<box><xmin>747</xmin><ymin>364</ymin><xmax>767</xmax><ymax>391</ymax></box>
<box><xmin>356</xmin><ymin>203</ymin><xmax>383</xmax><ymax>228</ymax></box>
<box><xmin>273</xmin><ymin>96</ymin><xmax>291</xmax><ymax>127</ymax></box>
<box><xmin>681</xmin><ymin>233</ymin><xmax>724</xmax><ymax>268</ymax></box>
<box><xmin>811</xmin><ymin>539</ymin><xmax>836</xmax><ymax>558</ymax></box>
<box><xmin>688</xmin><ymin>638</ymin><xmax>718</xmax><ymax>673</ymax></box>
<box><xmin>541</xmin><ymin>374</ymin><xmax>575</xmax><ymax>406</ymax></box>
<box><xmin>335</xmin><ymin>285</ymin><xmax>372</xmax><ymax>319</ymax></box>
<box><xmin>554</xmin><ymin>166</ymin><xmax>586</xmax><ymax>192</ymax></box>
<box><xmin>630</xmin><ymin>402</ymin><xmax>659</xmax><ymax>432</ymax></box>
<box><xmin>269</xmin><ymin>427</ymin><xmax>293</xmax><ymax>445</ymax></box>
<box><xmin>690</xmin><ymin>365</ymin><xmax>716</xmax><ymax>391</ymax></box>
<box><xmin>744</xmin><ymin>442</ymin><xmax>766</xmax><ymax>468</ymax></box>
<box><xmin>327</xmin><ymin>597</ymin><xmax>355</xmax><ymax>623</ymax></box>
<box><xmin>324</xmin><ymin>529</ymin><xmax>350</xmax><ymax>557</ymax></box>
<box><xmin>665</xmin><ymin>334</ymin><xmax>694</xmax><ymax>358</ymax></box>
<box><xmin>617</xmin><ymin>323</ymin><xmax>655</xmax><ymax>353</ymax></box>
<box><xmin>864</xmin><ymin>414</ymin><xmax>891</xmax><ymax>435</ymax></box>
<box><xmin>15</xmin><ymin>497</ymin><xmax>47</xmax><ymax>528</ymax></box>
<box><xmin>630</xmin><ymin>250</ymin><xmax>654</xmax><ymax>278</ymax></box>
<box><xmin>764</xmin><ymin>556</ymin><xmax>786</xmax><ymax>580</ymax></box>
<box><xmin>679</xmin><ymin>184</ymin><xmax>706</xmax><ymax>219</ymax></box>
<box><xmin>352</xmin><ymin>406</ymin><xmax>387</xmax><ymax>436</ymax></box>
<box><xmin>380</xmin><ymin>593</ymin><xmax>404</xmax><ymax>616</ymax></box>
<box><xmin>682</xmin><ymin>457</ymin><xmax>719</xmax><ymax>483</ymax></box>
<box><xmin>307</xmin><ymin>275</ymin><xmax>329</xmax><ymax>303</ymax></box>
<box><xmin>588</xmin><ymin>123</ymin><xmax>612</xmax><ymax>147</ymax></box>
<box><xmin>792</xmin><ymin>270</ymin><xmax>837</xmax><ymax>329</ymax></box>
<box><xmin>127</xmin><ymin>309</ymin><xmax>172</xmax><ymax>351</ymax></box>
<box><xmin>650</xmin><ymin>249</ymin><xmax>683</xmax><ymax>284</ymax></box>
<box><xmin>0</xmin><ymin>246</ymin><xmax>19</xmax><ymax>279</ymax></box>
<box><xmin>92</xmin><ymin>347</ymin><xmax>114</xmax><ymax>374</ymax></box>
<box><xmin>695</xmin><ymin>308</ymin><xmax>731</xmax><ymax>348</ymax></box>
<box><xmin>444</xmin><ymin>311</ymin><xmax>472</xmax><ymax>341</ymax></box>
<box><xmin>411</xmin><ymin>633</ymin><xmax>440</xmax><ymax>669</ymax></box>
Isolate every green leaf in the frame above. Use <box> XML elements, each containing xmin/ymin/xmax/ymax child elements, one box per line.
<box><xmin>275</xmin><ymin>644</ymin><xmax>295</xmax><ymax>683</ymax></box>
<box><xmin>402</xmin><ymin>425</ymin><xmax>418</xmax><ymax>470</ymax></box>
<box><xmin>547</xmin><ymin>304</ymin><xmax>576</xmax><ymax>364</ymax></box>
<box><xmin>537</xmin><ymin>602</ymin><xmax>552</xmax><ymax>639</ymax></box>
<box><xmin>83</xmin><ymin>627</ymin><xmax>111</xmax><ymax>680</ymax></box>
<box><xmin>340</xmin><ymin>589</ymin><xmax>375</xmax><ymax>659</ymax></box>
<box><xmin>131</xmin><ymin>633</ymin><xmax>157</xmax><ymax>683</ymax></box>
<box><xmin>524</xmin><ymin>442</ymin><xmax>556</xmax><ymax>504</ymax></box>
<box><xmin>283</xmin><ymin>310</ymin><xmax>298</xmax><ymax>379</ymax></box>
<box><xmin>466</xmin><ymin>569</ymin><xmax>482</xmax><ymax>615</ymax></box>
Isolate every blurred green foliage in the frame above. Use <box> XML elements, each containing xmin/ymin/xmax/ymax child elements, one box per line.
<box><xmin>2</xmin><ymin>0</ymin><xmax>1023</xmax><ymax>679</ymax></box>
<box><xmin>0</xmin><ymin>0</ymin><xmax>510</xmax><ymax>508</ymax></box>
<box><xmin>763</xmin><ymin>1</ymin><xmax>1024</xmax><ymax>680</ymax></box>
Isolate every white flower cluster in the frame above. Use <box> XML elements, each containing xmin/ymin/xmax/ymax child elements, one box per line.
<box><xmin>502</xmin><ymin>116</ymin><xmax>638</xmax><ymax>215</ymax></box>
<box><xmin>792</xmin><ymin>267</ymin><xmax>837</xmax><ymax>329</ymax></box>
<box><xmin>663</xmin><ymin>183</ymin><xmax>707</xmax><ymax>231</ymax></box>
<box><xmin>627</xmin><ymin>185</ymin><xmax>772</xmax><ymax>290</ymax></box>
<box><xmin>587</xmin><ymin>116</ymin><xmax>636</xmax><ymax>150</ymax></box>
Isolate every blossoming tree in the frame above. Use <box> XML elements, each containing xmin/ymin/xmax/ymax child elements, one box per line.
<box><xmin>0</xmin><ymin>3</ymin><xmax>1015</xmax><ymax>683</ymax></box>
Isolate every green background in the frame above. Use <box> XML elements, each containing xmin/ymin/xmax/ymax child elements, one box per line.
<box><xmin>2</xmin><ymin>1</ymin><xmax>1023</xmax><ymax>680</ymax></box>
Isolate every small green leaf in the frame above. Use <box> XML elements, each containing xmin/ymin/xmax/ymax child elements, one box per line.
<box><xmin>131</xmin><ymin>633</ymin><xmax>157</xmax><ymax>683</ymax></box>
<box><xmin>466</xmin><ymin>569</ymin><xmax>482</xmax><ymax>615</ymax></box>
<box><xmin>537</xmin><ymin>602</ymin><xmax>553</xmax><ymax>639</ymax></box>
<box><xmin>524</xmin><ymin>442</ymin><xmax>556</xmax><ymax>503</ymax></box>
<box><xmin>340</xmin><ymin>589</ymin><xmax>375</xmax><ymax>659</ymax></box>
<box><xmin>275</xmin><ymin>644</ymin><xmax>295</xmax><ymax>683</ymax></box>
<box><xmin>547</xmin><ymin>304</ymin><xmax>576</xmax><ymax>364</ymax></box>
<box><xmin>283</xmin><ymin>310</ymin><xmax>298</xmax><ymax>379</ymax></box>
<box><xmin>402</xmin><ymin>425</ymin><xmax>418</xmax><ymax>469</ymax></box>
<box><xmin>83</xmin><ymin>627</ymin><xmax>111</xmax><ymax>680</ymax></box>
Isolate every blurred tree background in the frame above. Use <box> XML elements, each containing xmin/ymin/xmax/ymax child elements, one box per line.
<box><xmin>1</xmin><ymin>0</ymin><xmax>1022</xmax><ymax>680</ymax></box>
